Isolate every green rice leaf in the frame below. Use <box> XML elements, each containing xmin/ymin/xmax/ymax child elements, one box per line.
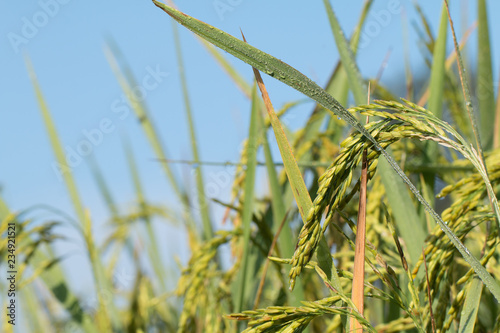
<box><xmin>322</xmin><ymin>0</ymin><xmax>367</xmax><ymax>105</ymax></box>
<box><xmin>443</xmin><ymin>1</ymin><xmax>500</xmax><ymax>229</ymax></box>
<box><xmin>427</xmin><ymin>3</ymin><xmax>448</xmax><ymax>120</ymax></box>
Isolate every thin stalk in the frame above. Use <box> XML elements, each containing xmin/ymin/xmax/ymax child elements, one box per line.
<box><xmin>172</xmin><ymin>18</ymin><xmax>213</xmax><ymax>240</ymax></box>
<box><xmin>401</xmin><ymin>8</ymin><xmax>413</xmax><ymax>99</ymax></box>
<box><xmin>458</xmin><ymin>277</ymin><xmax>483</xmax><ymax>333</ymax></box>
<box><xmin>234</xmin><ymin>84</ymin><xmax>259</xmax><ymax>314</ymax></box>
<box><xmin>82</xmin><ymin>212</ymin><xmax>113</xmax><ymax>332</ymax></box>
<box><xmin>424</xmin><ymin>3</ymin><xmax>448</xmax><ymax>206</ymax></box>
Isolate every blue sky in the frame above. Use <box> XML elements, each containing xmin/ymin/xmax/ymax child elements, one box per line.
<box><xmin>1</xmin><ymin>0</ymin><xmax>499</xmax><ymax>317</ymax></box>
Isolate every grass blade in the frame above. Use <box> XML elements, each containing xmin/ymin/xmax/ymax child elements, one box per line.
<box><xmin>82</xmin><ymin>211</ymin><xmax>114</xmax><ymax>331</ymax></box>
<box><xmin>123</xmin><ymin>137</ymin><xmax>167</xmax><ymax>290</ymax></box>
<box><xmin>427</xmin><ymin>3</ymin><xmax>448</xmax><ymax>120</ymax></box>
<box><xmin>322</xmin><ymin>0</ymin><xmax>367</xmax><ymax>105</ymax></box>
<box><xmin>477</xmin><ymin>0</ymin><xmax>495</xmax><ymax>150</ymax></box>
<box><xmin>152</xmin><ymin>1</ymin><xmax>362</xmax><ymax>135</ymax></box>
<box><xmin>326</xmin><ymin>0</ymin><xmax>372</xmax><ymax>107</ymax></box>
<box><xmin>458</xmin><ymin>277</ymin><xmax>483</xmax><ymax>333</ymax></box>
<box><xmin>26</xmin><ymin>58</ymin><xmax>86</xmax><ymax>225</ymax></box>
<box><xmin>258</xmin><ymin>109</ymin><xmax>290</xmax><ymax>253</ymax></box>
<box><xmin>495</xmin><ymin>69</ymin><xmax>500</xmax><ymax>149</ymax></box>
<box><xmin>378</xmin><ymin>156</ymin><xmax>426</xmax><ymax>264</ymax></box>
<box><xmin>234</xmin><ymin>84</ymin><xmax>259</xmax><ymax>314</ymax></box>
<box><xmin>257</xmin><ymin>94</ymin><xmax>306</xmax><ymax>306</ymax></box>
<box><xmin>172</xmin><ymin>21</ymin><xmax>214</xmax><ymax>240</ymax></box>
<box><xmin>424</xmin><ymin>3</ymin><xmax>448</xmax><ymax>190</ymax></box>
<box><xmin>153</xmin><ymin>1</ymin><xmax>500</xmax><ymax>301</ymax></box>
